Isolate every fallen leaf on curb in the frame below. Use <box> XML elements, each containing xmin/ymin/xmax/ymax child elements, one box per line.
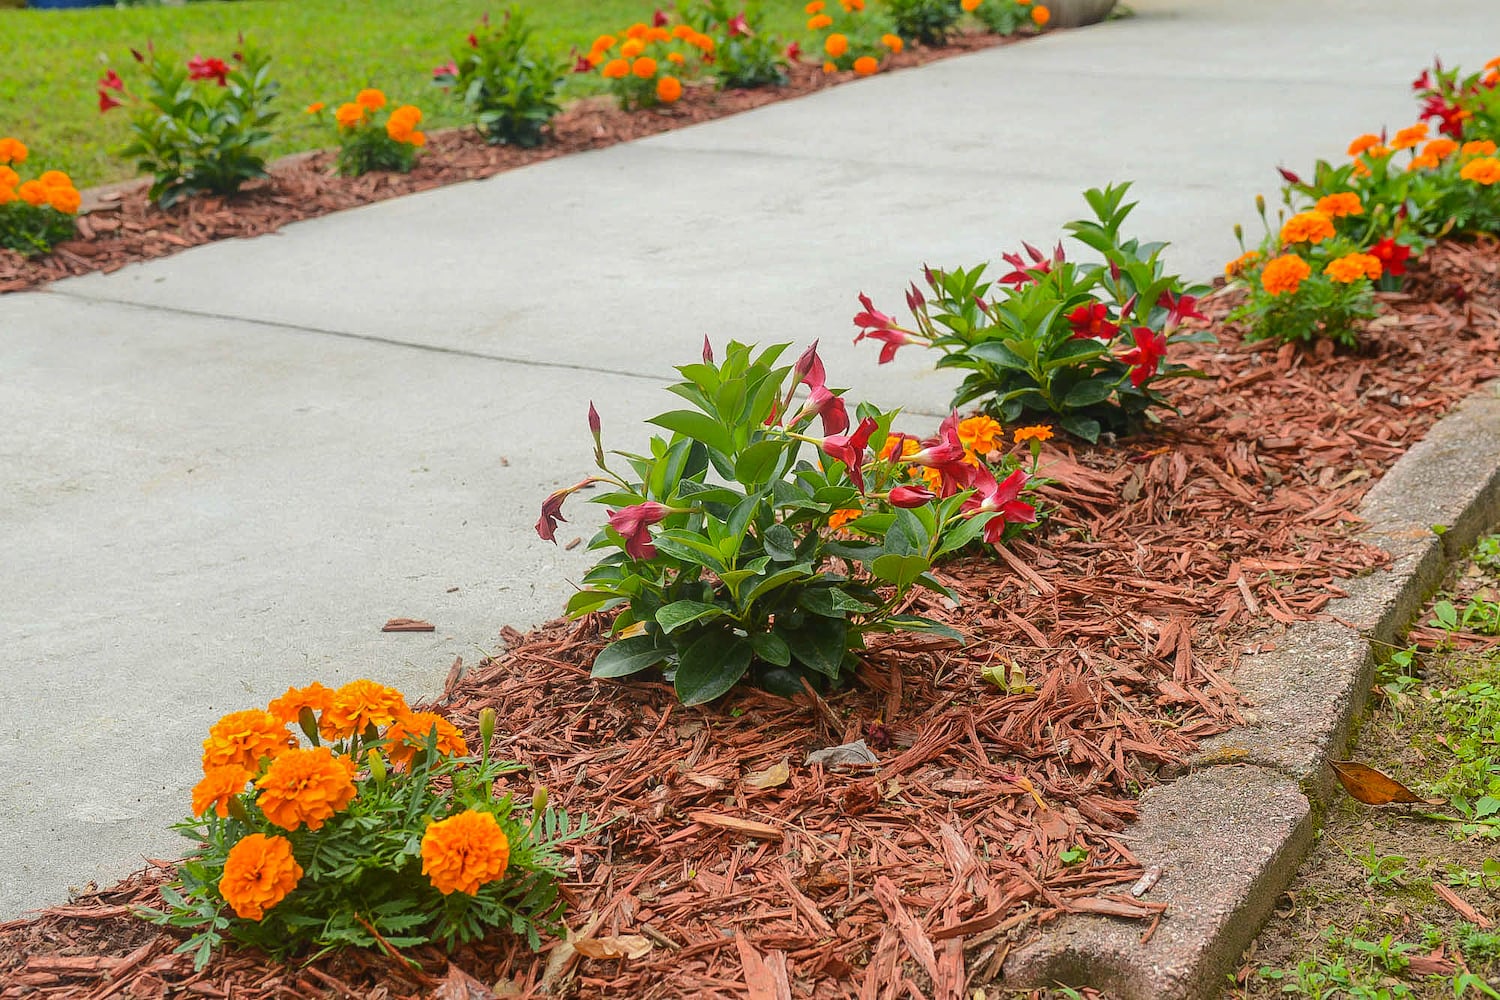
<box><xmin>381</xmin><ymin>618</ymin><xmax>434</xmax><ymax>632</ymax></box>
<box><xmin>745</xmin><ymin>759</ymin><xmax>790</xmax><ymax>789</ymax></box>
<box><xmin>573</xmin><ymin>935</ymin><xmax>653</xmax><ymax>961</ymax></box>
<box><xmin>1330</xmin><ymin>760</ymin><xmax>1444</xmax><ymax>805</ymax></box>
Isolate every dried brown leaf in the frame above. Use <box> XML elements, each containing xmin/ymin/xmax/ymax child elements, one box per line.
<box><xmin>1330</xmin><ymin>760</ymin><xmax>1444</xmax><ymax>805</ymax></box>
<box><xmin>572</xmin><ymin>935</ymin><xmax>653</xmax><ymax>961</ymax></box>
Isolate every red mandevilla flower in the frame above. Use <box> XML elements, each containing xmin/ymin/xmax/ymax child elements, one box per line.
<box><xmin>433</xmin><ymin>60</ymin><xmax>460</xmax><ymax>81</ymax></box>
<box><xmin>1157</xmin><ymin>290</ymin><xmax>1207</xmax><ymax>327</ymax></box>
<box><xmin>796</xmin><ymin>383</ymin><xmax>849</xmax><ymax>437</ymax></box>
<box><xmin>653</xmin><ymin>8</ymin><xmax>670</xmax><ymax>26</ymax></box>
<box><xmin>818</xmin><ymin>417</ymin><xmax>878</xmax><ymax>492</ymax></box>
<box><xmin>1066</xmin><ymin>302</ymin><xmax>1118</xmax><ymax>341</ymax></box>
<box><xmin>728</xmin><ymin>13</ymin><xmax>751</xmax><ymax>36</ymax></box>
<box><xmin>1276</xmin><ymin>166</ymin><xmax>1303</xmax><ymax>185</ymax></box>
<box><xmin>963</xmin><ymin>467</ymin><xmax>1035</xmax><ymax>543</ymax></box>
<box><xmin>186</xmin><ymin>56</ymin><xmax>231</xmax><ymax>86</ymax></box>
<box><xmin>1368</xmin><ymin>237</ymin><xmax>1410</xmax><ymax>277</ymax></box>
<box><xmin>786</xmin><ymin>41</ymin><xmax>801</xmax><ymax>61</ymax></box>
<box><xmin>903</xmin><ymin>413</ymin><xmax>965</xmax><ymax>470</ymax></box>
<box><xmin>793</xmin><ymin>340</ymin><xmax>825</xmax><ymax>389</ymax></box>
<box><xmin>536</xmin><ymin>478</ymin><xmax>598</xmax><ymax>542</ymax></box>
<box><xmin>609</xmin><ymin>501</ymin><xmax>671</xmax><ymax>560</ymax></box>
<box><xmin>888</xmin><ymin>485</ymin><xmax>937</xmax><ymax>508</ymax></box>
<box><xmin>1118</xmin><ymin>326</ymin><xmax>1167</xmax><ymax>387</ymax></box>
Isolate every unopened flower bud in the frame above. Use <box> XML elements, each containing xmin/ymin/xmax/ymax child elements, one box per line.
<box><xmin>702</xmin><ymin>336</ymin><xmax>714</xmax><ymax>364</ymax></box>
<box><xmin>479</xmin><ymin>707</ymin><xmax>496</xmax><ymax>761</ymax></box>
<box><xmin>366</xmin><ymin>747</ymin><xmax>387</xmax><ymax>783</ymax></box>
<box><xmin>1255</xmin><ymin>193</ymin><xmax>1267</xmax><ymax>216</ymax></box>
<box><xmin>227</xmin><ymin>795</ymin><xmax>251</xmax><ymax>825</ymax></box>
<box><xmin>532</xmin><ymin>785</ymin><xmax>548</xmax><ymax>814</ymax></box>
<box><xmin>297</xmin><ymin>706</ymin><xmax>320</xmax><ymax>746</ymax></box>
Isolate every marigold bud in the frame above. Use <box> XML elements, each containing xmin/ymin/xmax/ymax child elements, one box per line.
<box><xmin>479</xmin><ymin>707</ymin><xmax>497</xmax><ymax>761</ymax></box>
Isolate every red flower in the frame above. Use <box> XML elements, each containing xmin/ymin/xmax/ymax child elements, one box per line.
<box><xmin>467</xmin><ymin>32</ymin><xmax>480</xmax><ymax>48</ymax></box>
<box><xmin>433</xmin><ymin>60</ymin><xmax>460</xmax><ymax>81</ymax></box>
<box><xmin>902</xmin><ymin>414</ymin><xmax>970</xmax><ymax>493</ymax></box>
<box><xmin>796</xmin><ymin>383</ymin><xmax>849</xmax><ymax>437</ymax></box>
<box><xmin>536</xmin><ymin>478</ymin><xmax>598</xmax><ymax>542</ymax></box>
<box><xmin>101</xmin><ymin>69</ymin><xmax>124</xmax><ymax>91</ymax></box>
<box><xmin>1117</xmin><ymin>326</ymin><xmax>1166</xmax><ymax>387</ymax></box>
<box><xmin>98</xmin><ymin>89</ymin><xmax>122</xmax><ymax>113</ymax></box>
<box><xmin>963</xmin><ymin>467</ymin><xmax>1036</xmax><ymax>543</ymax></box>
<box><xmin>652</xmin><ymin>8</ymin><xmax>669</xmax><ymax>26</ymax></box>
<box><xmin>818</xmin><ymin>417</ymin><xmax>878</xmax><ymax>492</ymax></box>
<box><xmin>702</xmin><ymin>336</ymin><xmax>714</xmax><ymax>364</ymax></box>
<box><xmin>852</xmin><ymin>292</ymin><xmax>894</xmax><ymax>331</ymax></box>
<box><xmin>888</xmin><ymin>485</ymin><xmax>937</xmax><ymax>508</ymax></box>
<box><xmin>1157</xmin><ymin>290</ymin><xmax>1207</xmax><ymax>326</ymax></box>
<box><xmin>793</xmin><ymin>340</ymin><xmax>825</xmax><ymax>390</ymax></box>
<box><xmin>1066</xmin><ymin>302</ymin><xmax>1118</xmax><ymax>341</ymax></box>
<box><xmin>1368</xmin><ymin>237</ymin><xmax>1411</xmax><ymax>277</ymax></box>
<box><xmin>186</xmin><ymin>56</ymin><xmax>230</xmax><ymax>86</ymax></box>
<box><xmin>852</xmin><ymin>295</ymin><xmax>922</xmax><ymax>364</ymax></box>
<box><xmin>728</xmin><ymin>13</ymin><xmax>751</xmax><ymax>36</ymax></box>
<box><xmin>1412</xmin><ymin>69</ymin><xmax>1432</xmax><ymax>92</ymax></box>
<box><xmin>1276</xmin><ymin>166</ymin><xmax>1303</xmax><ymax>185</ymax></box>
<box><xmin>609</xmin><ymin>501</ymin><xmax>671</xmax><ymax>560</ymax></box>
<box><xmin>786</xmin><ymin>41</ymin><xmax>801</xmax><ymax>61</ymax></box>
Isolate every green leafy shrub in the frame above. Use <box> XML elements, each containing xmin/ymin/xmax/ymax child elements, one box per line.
<box><xmin>971</xmin><ymin>0</ymin><xmax>1052</xmax><ymax>34</ymax></box>
<box><xmin>887</xmin><ymin>0</ymin><xmax>963</xmax><ymax>46</ymax></box>
<box><xmin>679</xmin><ymin>0</ymin><xmax>790</xmax><ymax>89</ymax></box>
<box><xmin>100</xmin><ymin>46</ymin><xmax>279</xmax><ymax>208</ymax></box>
<box><xmin>536</xmin><ymin>340</ymin><xmax>1043</xmax><ymax>705</ymax></box>
<box><xmin>854</xmin><ymin>183</ymin><xmax>1212</xmax><ymax>443</ymax></box>
<box><xmin>142</xmin><ymin>681</ymin><xmax>593</xmax><ymax>968</ymax></box>
<box><xmin>433</xmin><ymin>10</ymin><xmax>565</xmax><ymax>148</ymax></box>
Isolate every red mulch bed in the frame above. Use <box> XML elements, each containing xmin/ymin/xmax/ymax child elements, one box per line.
<box><xmin>3</xmin><ymin>238</ymin><xmax>1498</xmax><ymax>999</ymax></box>
<box><xmin>0</xmin><ymin>32</ymin><xmax>1019</xmax><ymax>295</ymax></box>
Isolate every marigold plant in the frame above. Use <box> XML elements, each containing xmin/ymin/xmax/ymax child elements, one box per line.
<box><xmin>853</xmin><ymin>183</ymin><xmax>1211</xmax><ymax>443</ymax></box>
<box><xmin>803</xmin><ymin>0</ymin><xmax>895</xmax><ymax>74</ymax></box>
<box><xmin>313</xmin><ymin>89</ymin><xmax>426</xmax><ymax>177</ymax></box>
<box><xmin>678</xmin><ymin>0</ymin><xmax>792</xmax><ymax>89</ymax></box>
<box><xmin>0</xmin><ymin>138</ymin><xmax>81</xmax><ymax>257</ymax></box>
<box><xmin>140</xmin><ymin>683</ymin><xmax>595</xmax><ymax>969</ymax></box>
<box><xmin>432</xmin><ymin>9</ymin><xmax>566</xmax><ymax>148</ymax></box>
<box><xmin>537</xmin><ymin>340</ymin><xmax>1044</xmax><ymax>705</ymax></box>
<box><xmin>585</xmin><ymin>15</ymin><xmax>708</xmax><ymax>110</ymax></box>
<box><xmin>970</xmin><ymin>0</ymin><xmax>1052</xmax><ymax>35</ymax></box>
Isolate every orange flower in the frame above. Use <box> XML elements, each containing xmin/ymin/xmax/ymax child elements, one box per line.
<box><xmin>957</xmin><ymin>415</ymin><xmax>1003</xmax><ymax>454</ymax></box>
<box><xmin>592</xmin><ymin>34</ymin><xmax>618</xmax><ymax>52</ymax></box>
<box><xmin>1461</xmin><ymin>157</ymin><xmax>1500</xmax><ymax>185</ymax></box>
<box><xmin>1390</xmin><ymin>123</ymin><xmax>1427</xmax><ymax>150</ymax></box>
<box><xmin>407</xmin><ymin>131</ymin><xmax>427</xmax><ymax>147</ymax></box>
<box><xmin>1407</xmin><ymin>151</ymin><xmax>1440</xmax><ymax>172</ymax></box>
<box><xmin>1462</xmin><ymin>140</ymin><xmax>1498</xmax><ymax>157</ymax></box>
<box><xmin>386</xmin><ymin>105</ymin><xmax>423</xmax><ymax>143</ymax></box>
<box><xmin>37</xmin><ymin>169</ymin><xmax>71</xmax><ymax>189</ymax></box>
<box><xmin>1314</xmin><ymin>192</ymin><xmax>1362</xmax><ymax>218</ymax></box>
<box><xmin>620</xmin><ymin>38</ymin><xmax>645</xmax><ymax>59</ymax></box>
<box><xmin>827</xmin><ymin>508</ymin><xmax>862</xmax><ymax>529</ymax></box>
<box><xmin>853</xmin><ymin>56</ymin><xmax>878</xmax><ymax>76</ymax></box>
<box><xmin>304</xmin><ymin>102</ymin><xmax>324</xmax><ymax>115</ymax></box>
<box><xmin>0</xmin><ymin>186</ymin><xmax>15</xmax><ymax>206</ymax></box>
<box><xmin>17</xmin><ymin>180</ymin><xmax>46</xmax><ymax>206</ymax></box>
<box><xmin>671</xmin><ymin>24</ymin><xmax>695</xmax><ymax>39</ymax></box>
<box><xmin>0</xmin><ymin>137</ymin><xmax>28</xmax><ymax>164</ymax></box>
<box><xmin>319</xmin><ymin>679</ymin><xmax>410</xmax><ymax>740</ymax></box>
<box><xmin>0</xmin><ymin>165</ymin><xmax>17</xmax><ymax>188</ymax></box>
<box><xmin>602</xmin><ymin>58</ymin><xmax>630</xmax><ymax>79</ymax></box>
<box><xmin>45</xmin><ymin>185</ymin><xmax>81</xmax><ymax>214</ymax></box>
<box><xmin>881</xmin><ymin>33</ymin><xmax>903</xmax><ymax>53</ymax></box>
<box><xmin>355</xmin><ymin>88</ymin><xmax>386</xmax><ymax>111</ymax></box>
<box><xmin>962</xmin><ymin>0</ymin><xmax>981</xmax><ymax>9</ymax></box>
<box><xmin>268</xmin><ymin>682</ymin><xmax>336</xmax><ymax>727</ymax></box>
<box><xmin>825</xmin><ymin>33</ymin><xmax>849</xmax><ymax>58</ymax></box>
<box><xmin>843</xmin><ymin>0</ymin><xmax>865</xmax><ymax>10</ymax></box>
<box><xmin>255</xmin><ymin>746</ymin><xmax>357</xmax><ymax>831</ymax></box>
<box><xmin>1279</xmin><ymin>210</ymin><xmax>1334</xmax><ymax>245</ymax></box>
<box><xmin>808</xmin><ymin>13</ymin><xmax>833</xmax><ymax>29</ymax></box>
<box><xmin>625</xmin><ymin>22</ymin><xmax>650</xmax><ymax>40</ymax></box>
<box><xmin>202</xmin><ymin>709</ymin><xmax>295</xmax><ymax>773</ymax></box>
<box><xmin>822</xmin><ymin>61</ymin><xmax>837</xmax><ymax>74</ymax></box>
<box><xmin>192</xmin><ymin>765</ymin><xmax>251</xmax><ymax>818</ymax></box>
<box><xmin>805</xmin><ymin>0</ymin><xmax>825</xmax><ymax>11</ymax></box>
<box><xmin>1260</xmin><ymin>254</ymin><xmax>1311</xmax><ymax>296</ymax></box>
<box><xmin>334</xmin><ymin>102</ymin><xmax>365</xmax><ymax>129</ymax></box>
<box><xmin>1346</xmin><ymin>133</ymin><xmax>1381</xmax><ymax>157</ymax></box>
<box><xmin>1323</xmin><ymin>252</ymin><xmax>1382</xmax><ymax>284</ymax></box>
<box><xmin>421</xmin><ymin>810</ymin><xmax>511</xmax><ymax>895</ymax></box>
<box><xmin>1224</xmin><ymin>249</ymin><xmax>1260</xmax><ymax>277</ymax></box>
<box><xmin>1013</xmin><ymin>425</ymin><xmax>1055</xmax><ymax>445</ymax></box>
<box><xmin>667</xmin><ymin>51</ymin><xmax>686</xmax><ymax>65</ymax></box>
<box><xmin>384</xmin><ymin>711</ymin><xmax>469</xmax><ymax>768</ymax></box>
<box><xmin>219</xmin><ymin>834</ymin><xmax>301</xmax><ymax>921</ymax></box>
<box><xmin>688</xmin><ymin>33</ymin><xmax>715</xmax><ymax>53</ymax></box>
<box><xmin>1423</xmin><ymin>138</ymin><xmax>1458</xmax><ymax>161</ymax></box>
<box><xmin>633</xmin><ymin>56</ymin><xmax>658</xmax><ymax>79</ymax></box>
<box><xmin>1031</xmin><ymin>4</ymin><xmax>1051</xmax><ymax>25</ymax></box>
<box><xmin>1351</xmin><ymin>159</ymin><xmax>1371</xmax><ymax>178</ymax></box>
<box><xmin>880</xmin><ymin>437</ymin><xmax>920</xmax><ymax>461</ymax></box>
<box><xmin>656</xmin><ymin>75</ymin><xmax>683</xmax><ymax>103</ymax></box>
<box><xmin>649</xmin><ymin>26</ymin><xmax>672</xmax><ymax>42</ymax></box>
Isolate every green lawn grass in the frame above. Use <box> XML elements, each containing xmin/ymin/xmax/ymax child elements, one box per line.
<box><xmin>0</xmin><ymin>0</ymin><xmax>816</xmax><ymax>187</ymax></box>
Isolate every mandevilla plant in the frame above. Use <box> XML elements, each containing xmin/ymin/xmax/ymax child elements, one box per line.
<box><xmin>536</xmin><ymin>340</ymin><xmax>1041</xmax><ymax>705</ymax></box>
<box><xmin>99</xmin><ymin>46</ymin><xmax>279</xmax><ymax>208</ymax></box>
<box><xmin>0</xmin><ymin>137</ymin><xmax>81</xmax><ymax>258</ymax></box>
<box><xmin>141</xmin><ymin>680</ymin><xmax>594</xmax><ymax>969</ymax></box>
<box><xmin>854</xmin><ymin>183</ymin><xmax>1212</xmax><ymax>443</ymax></box>
<box><xmin>433</xmin><ymin>9</ymin><xmax>566</xmax><ymax>148</ymax></box>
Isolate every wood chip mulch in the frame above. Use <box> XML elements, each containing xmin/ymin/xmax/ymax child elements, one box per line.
<box><xmin>0</xmin><ymin>32</ymin><xmax>1016</xmax><ymax>295</ymax></box>
<box><xmin>4</xmin><ymin>241</ymin><xmax>1498</xmax><ymax>1000</ymax></box>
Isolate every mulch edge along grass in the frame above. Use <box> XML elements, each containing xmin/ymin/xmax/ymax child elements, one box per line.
<box><xmin>3</xmin><ymin>240</ymin><xmax>1499</xmax><ymax>999</ymax></box>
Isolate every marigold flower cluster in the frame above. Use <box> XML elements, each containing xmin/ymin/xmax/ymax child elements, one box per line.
<box><xmin>325</xmin><ymin>89</ymin><xmax>426</xmax><ymax>147</ymax></box>
<box><xmin>0</xmin><ymin>139</ymin><xmax>81</xmax><ymax>215</ymax></box>
<box><xmin>804</xmin><ymin>0</ymin><xmax>893</xmax><ymax>76</ymax></box>
<box><xmin>588</xmin><ymin>19</ymin><xmax>707</xmax><ymax>108</ymax></box>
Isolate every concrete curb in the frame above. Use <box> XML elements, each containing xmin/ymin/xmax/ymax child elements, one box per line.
<box><xmin>1000</xmin><ymin>380</ymin><xmax>1500</xmax><ymax>998</ymax></box>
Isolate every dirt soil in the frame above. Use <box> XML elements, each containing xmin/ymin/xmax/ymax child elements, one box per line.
<box><xmin>3</xmin><ymin>244</ymin><xmax>1500</xmax><ymax>997</ymax></box>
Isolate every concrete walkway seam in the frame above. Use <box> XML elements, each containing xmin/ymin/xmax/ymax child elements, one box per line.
<box><xmin>999</xmin><ymin>380</ymin><xmax>1500</xmax><ymax>998</ymax></box>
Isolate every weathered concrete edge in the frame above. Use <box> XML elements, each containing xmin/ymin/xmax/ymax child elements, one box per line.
<box><xmin>999</xmin><ymin>380</ymin><xmax>1500</xmax><ymax>999</ymax></box>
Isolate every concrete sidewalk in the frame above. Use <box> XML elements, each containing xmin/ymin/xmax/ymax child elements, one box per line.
<box><xmin>3</xmin><ymin>0</ymin><xmax>1497</xmax><ymax>919</ymax></box>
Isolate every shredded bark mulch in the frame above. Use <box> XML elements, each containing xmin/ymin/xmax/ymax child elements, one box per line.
<box><xmin>3</xmin><ymin>238</ymin><xmax>1497</xmax><ymax>999</ymax></box>
<box><xmin>0</xmin><ymin>33</ymin><xmax>1016</xmax><ymax>295</ymax></box>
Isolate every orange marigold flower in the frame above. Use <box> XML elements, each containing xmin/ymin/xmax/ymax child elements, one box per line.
<box><xmin>1351</xmin><ymin>158</ymin><xmax>1371</xmax><ymax>178</ymax></box>
<box><xmin>334</xmin><ymin>102</ymin><xmax>365</xmax><ymax>129</ymax></box>
<box><xmin>1346</xmin><ymin>133</ymin><xmax>1381</xmax><ymax>157</ymax></box>
<box><xmin>1031</xmin><ymin>4</ymin><xmax>1051</xmax><ymax>25</ymax></box>
<box><xmin>1260</xmin><ymin>254</ymin><xmax>1311</xmax><ymax>296</ymax></box>
<box><xmin>962</xmin><ymin>0</ymin><xmax>981</xmax><ymax>9</ymax></box>
<box><xmin>1462</xmin><ymin>140</ymin><xmax>1498</xmax><ymax>157</ymax></box>
<box><xmin>1407</xmin><ymin>151</ymin><xmax>1441</xmax><ymax>172</ymax></box>
<box><xmin>649</xmin><ymin>26</ymin><xmax>672</xmax><ymax>42</ymax></box>
<box><xmin>1461</xmin><ymin>156</ymin><xmax>1500</xmax><ymax>185</ymax></box>
<box><xmin>0</xmin><ymin>165</ymin><xmax>17</xmax><ymax>188</ymax></box>
<box><xmin>37</xmin><ymin>169</ymin><xmax>71</xmax><ymax>189</ymax></box>
<box><xmin>633</xmin><ymin>56</ymin><xmax>658</xmax><ymax>79</ymax></box>
<box><xmin>1314</xmin><ymin>192</ymin><xmax>1362</xmax><ymax>218</ymax></box>
<box><xmin>267</xmin><ymin>682</ymin><xmax>336</xmax><ymax>727</ymax></box>
<box><xmin>0</xmin><ymin>137</ymin><xmax>28</xmax><ymax>164</ymax></box>
<box><xmin>408</xmin><ymin>131</ymin><xmax>427</xmax><ymax>147</ymax></box>
<box><xmin>689</xmin><ymin>33</ymin><xmax>714</xmax><ymax>52</ymax></box>
<box><xmin>843</xmin><ymin>0</ymin><xmax>865</xmax><ymax>10</ymax></box>
<box><xmin>853</xmin><ymin>55</ymin><xmax>878</xmax><ymax>75</ymax></box>
<box><xmin>305</xmin><ymin>102</ymin><xmax>325</xmax><ymax>115</ymax></box>
<box><xmin>592</xmin><ymin>34</ymin><xmax>618</xmax><ymax>51</ymax></box>
<box><xmin>355</xmin><ymin>88</ymin><xmax>386</xmax><ymax>111</ymax></box>
<box><xmin>421</xmin><ymin>810</ymin><xmax>511</xmax><ymax>895</ymax></box>
<box><xmin>805</xmin><ymin>0</ymin><xmax>825</xmax><ymax>11</ymax></box>
<box><xmin>1013</xmin><ymin>425</ymin><xmax>1055</xmax><ymax>445</ymax></box>
<box><xmin>1391</xmin><ymin>123</ymin><xmax>1428</xmax><ymax>150</ymax></box>
<box><xmin>0</xmin><ymin>187</ymin><xmax>15</xmax><ymax>206</ymax></box>
<box><xmin>17</xmin><ymin>180</ymin><xmax>46</xmax><ymax>206</ymax></box>
<box><xmin>320</xmin><ymin>679</ymin><xmax>410</xmax><ymax>740</ymax></box>
<box><xmin>1423</xmin><ymin>138</ymin><xmax>1458</xmax><ymax>161</ymax></box>
<box><xmin>822</xmin><ymin>61</ymin><xmax>837</xmax><ymax>74</ymax></box>
<box><xmin>384</xmin><ymin>711</ymin><xmax>469</xmax><ymax>768</ymax></box>
<box><xmin>192</xmin><ymin>765</ymin><xmax>251</xmax><ymax>818</ymax></box>
<box><xmin>219</xmin><ymin>833</ymin><xmax>301</xmax><ymax>921</ymax></box>
<box><xmin>46</xmin><ymin>185</ymin><xmax>81</xmax><ymax>214</ymax></box>
<box><xmin>1279</xmin><ymin>210</ymin><xmax>1335</xmax><ymax>245</ymax></box>
<box><xmin>882</xmin><ymin>33</ymin><xmax>904</xmax><ymax>53</ymax></box>
<box><xmin>827</xmin><ymin>508</ymin><xmax>862</xmax><ymax>530</ymax></box>
<box><xmin>620</xmin><ymin>38</ymin><xmax>645</xmax><ymax>58</ymax></box>
<box><xmin>825</xmin><ymin>33</ymin><xmax>849</xmax><ymax>58</ymax></box>
<box><xmin>203</xmin><ymin>709</ymin><xmax>295</xmax><ymax>773</ymax></box>
<box><xmin>1323</xmin><ymin>252</ymin><xmax>1382</xmax><ymax>284</ymax></box>
<box><xmin>808</xmin><ymin>13</ymin><xmax>833</xmax><ymax>29</ymax></box>
<box><xmin>957</xmin><ymin>415</ymin><xmax>1003</xmax><ymax>454</ymax></box>
<box><xmin>625</xmin><ymin>22</ymin><xmax>650</xmax><ymax>40</ymax></box>
<box><xmin>667</xmin><ymin>51</ymin><xmax>686</xmax><ymax>65</ymax></box>
<box><xmin>386</xmin><ymin>105</ymin><xmax>422</xmax><ymax>143</ymax></box>
<box><xmin>880</xmin><ymin>437</ymin><xmax>920</xmax><ymax>461</ymax></box>
<box><xmin>1225</xmin><ymin>250</ymin><xmax>1261</xmax><ymax>277</ymax></box>
<box><xmin>255</xmin><ymin>746</ymin><xmax>357</xmax><ymax>831</ymax></box>
<box><xmin>671</xmin><ymin>24</ymin><xmax>695</xmax><ymax>39</ymax></box>
<box><xmin>656</xmin><ymin>75</ymin><xmax>683</xmax><ymax>103</ymax></box>
<box><xmin>602</xmin><ymin>58</ymin><xmax>630</xmax><ymax>79</ymax></box>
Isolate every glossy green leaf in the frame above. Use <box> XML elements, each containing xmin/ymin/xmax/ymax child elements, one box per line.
<box><xmin>656</xmin><ymin>600</ymin><xmax>726</xmax><ymax>634</ymax></box>
<box><xmin>674</xmin><ymin>631</ymin><xmax>753</xmax><ymax>705</ymax></box>
<box><xmin>592</xmin><ymin>635</ymin><xmax>671</xmax><ymax>679</ymax></box>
